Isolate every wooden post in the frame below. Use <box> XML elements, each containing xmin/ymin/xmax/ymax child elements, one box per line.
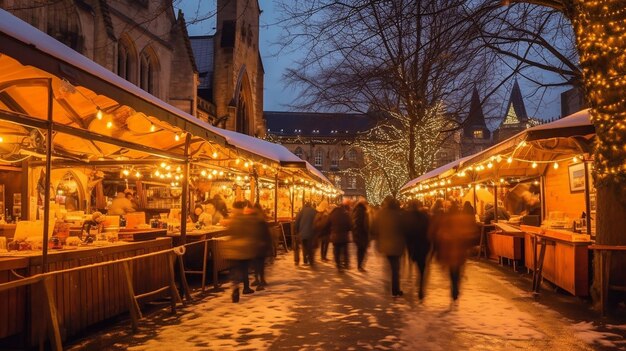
<box><xmin>42</xmin><ymin>277</ymin><xmax>62</xmax><ymax>351</ymax></box>
<box><xmin>540</xmin><ymin>175</ymin><xmax>547</xmax><ymax>221</ymax></box>
<box><xmin>122</xmin><ymin>261</ymin><xmax>142</xmax><ymax>332</ymax></box>
<box><xmin>42</xmin><ymin>79</ymin><xmax>53</xmax><ymax>273</ymax></box>
<box><xmin>583</xmin><ymin>160</ymin><xmax>592</xmax><ymax>235</ymax></box>
<box><xmin>180</xmin><ymin>134</ymin><xmax>192</xmax><ymax>245</ymax></box>
<box><xmin>167</xmin><ymin>253</ymin><xmax>182</xmax><ymax>313</ymax></box>
<box><xmin>494</xmin><ymin>184</ymin><xmax>498</xmax><ymax>222</ymax></box>
<box><xmin>177</xmin><ymin>254</ymin><xmax>192</xmax><ymax>302</ymax></box>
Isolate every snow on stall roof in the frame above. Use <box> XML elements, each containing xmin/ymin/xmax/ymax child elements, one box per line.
<box><xmin>527</xmin><ymin>109</ymin><xmax>591</xmax><ymax>132</ymax></box>
<box><xmin>306</xmin><ymin>162</ymin><xmax>333</xmax><ymax>185</ymax></box>
<box><xmin>205</xmin><ymin>126</ymin><xmax>303</xmax><ymax>165</ymax></box>
<box><xmin>400</xmin><ymin>155</ymin><xmax>473</xmax><ymax>191</ymax></box>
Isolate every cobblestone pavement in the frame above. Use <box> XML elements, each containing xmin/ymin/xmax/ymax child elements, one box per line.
<box><xmin>68</xmin><ymin>245</ymin><xmax>626</xmax><ymax>351</ymax></box>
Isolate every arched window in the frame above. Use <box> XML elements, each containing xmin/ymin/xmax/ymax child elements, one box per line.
<box><xmin>46</xmin><ymin>0</ymin><xmax>83</xmax><ymax>53</ymax></box>
<box><xmin>117</xmin><ymin>38</ymin><xmax>136</xmax><ymax>83</ymax></box>
<box><xmin>236</xmin><ymin>85</ymin><xmax>249</xmax><ymax>134</ymax></box>
<box><xmin>347</xmin><ymin>149</ymin><xmax>357</xmax><ymax>162</ymax></box>
<box><xmin>139</xmin><ymin>48</ymin><xmax>159</xmax><ymax>95</ymax></box>
<box><xmin>314</xmin><ymin>149</ymin><xmax>323</xmax><ymax>167</ymax></box>
<box><xmin>294</xmin><ymin>147</ymin><xmax>304</xmax><ymax>159</ymax></box>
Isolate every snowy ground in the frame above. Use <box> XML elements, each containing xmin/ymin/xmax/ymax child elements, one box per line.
<box><xmin>68</xmin><ymin>245</ymin><xmax>626</xmax><ymax>351</ymax></box>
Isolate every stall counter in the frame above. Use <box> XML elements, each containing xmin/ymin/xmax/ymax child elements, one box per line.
<box><xmin>521</xmin><ymin>225</ymin><xmax>592</xmax><ymax>296</ymax></box>
<box><xmin>0</xmin><ymin>237</ymin><xmax>173</xmax><ymax>347</ymax></box>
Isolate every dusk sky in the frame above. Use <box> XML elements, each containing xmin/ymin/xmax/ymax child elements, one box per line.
<box><xmin>177</xmin><ymin>1</ymin><xmax>569</xmax><ymax>123</ymax></box>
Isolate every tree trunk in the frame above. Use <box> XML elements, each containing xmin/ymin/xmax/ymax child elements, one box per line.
<box><xmin>567</xmin><ymin>1</ymin><xmax>626</xmax><ymax>307</ymax></box>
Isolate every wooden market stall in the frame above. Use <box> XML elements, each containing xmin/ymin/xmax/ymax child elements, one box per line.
<box><xmin>401</xmin><ymin>110</ymin><xmax>596</xmax><ymax>297</ymax></box>
<box><xmin>0</xmin><ymin>9</ymin><xmax>339</xmax><ymax>348</ymax></box>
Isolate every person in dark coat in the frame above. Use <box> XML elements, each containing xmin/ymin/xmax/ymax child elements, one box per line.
<box><xmin>251</xmin><ymin>203</ymin><xmax>272</xmax><ymax>290</ymax></box>
<box><xmin>314</xmin><ymin>200</ymin><xmax>331</xmax><ymax>261</ymax></box>
<box><xmin>404</xmin><ymin>200</ymin><xmax>430</xmax><ymax>300</ymax></box>
<box><xmin>295</xmin><ymin>202</ymin><xmax>318</xmax><ymax>267</ymax></box>
<box><xmin>327</xmin><ymin>201</ymin><xmax>352</xmax><ymax>271</ymax></box>
<box><xmin>223</xmin><ymin>201</ymin><xmax>257</xmax><ymax>302</ymax></box>
<box><xmin>351</xmin><ymin>200</ymin><xmax>370</xmax><ymax>272</ymax></box>
<box><xmin>372</xmin><ymin>196</ymin><xmax>406</xmax><ymax>297</ymax></box>
<box><xmin>481</xmin><ymin>203</ymin><xmax>510</xmax><ymax>224</ymax></box>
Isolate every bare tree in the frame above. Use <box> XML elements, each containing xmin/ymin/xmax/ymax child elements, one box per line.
<box><xmin>277</xmin><ymin>0</ymin><xmax>500</xmax><ymax>200</ymax></box>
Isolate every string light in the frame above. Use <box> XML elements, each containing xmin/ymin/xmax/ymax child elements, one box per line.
<box><xmin>0</xmin><ymin>136</ymin><xmax>3</xmax><ymax>143</ymax></box>
<box><xmin>212</xmin><ymin>152</ymin><xmax>218</xmax><ymax>159</ymax></box>
<box><xmin>150</xmin><ymin>123</ymin><xmax>156</xmax><ymax>132</ymax></box>
<box><xmin>96</xmin><ymin>107</ymin><xmax>103</xmax><ymax>120</ymax></box>
<box><xmin>175</xmin><ymin>133</ymin><xmax>180</xmax><ymax>141</ymax></box>
<box><xmin>507</xmin><ymin>157</ymin><xmax>513</xmax><ymax>164</ymax></box>
<box><xmin>106</xmin><ymin>120</ymin><xmax>113</xmax><ymax>129</ymax></box>
<box><xmin>122</xmin><ymin>169</ymin><xmax>130</xmax><ymax>176</ymax></box>
<box><xmin>532</xmin><ymin>162</ymin><xmax>538</xmax><ymax>169</ymax></box>
<box><xmin>135</xmin><ymin>171</ymin><xmax>142</xmax><ymax>178</ymax></box>
<box><xmin>553</xmin><ymin>162</ymin><xmax>559</xmax><ymax>169</ymax></box>
<box><xmin>573</xmin><ymin>156</ymin><xmax>579</xmax><ymax>163</ymax></box>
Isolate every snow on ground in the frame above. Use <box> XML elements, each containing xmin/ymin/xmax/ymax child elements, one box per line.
<box><xmin>74</xmin><ymin>245</ymin><xmax>626</xmax><ymax>351</ymax></box>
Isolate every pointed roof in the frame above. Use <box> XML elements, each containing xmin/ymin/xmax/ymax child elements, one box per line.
<box><xmin>463</xmin><ymin>88</ymin><xmax>488</xmax><ymax>136</ymax></box>
<box><xmin>501</xmin><ymin>79</ymin><xmax>528</xmax><ymax>126</ymax></box>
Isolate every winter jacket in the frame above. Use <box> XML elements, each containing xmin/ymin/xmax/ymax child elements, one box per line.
<box><xmin>222</xmin><ymin>213</ymin><xmax>270</xmax><ymax>260</ymax></box>
<box><xmin>295</xmin><ymin>205</ymin><xmax>317</xmax><ymax>240</ymax></box>
<box><xmin>431</xmin><ymin>212</ymin><xmax>478</xmax><ymax>268</ymax></box>
<box><xmin>313</xmin><ymin>212</ymin><xmax>330</xmax><ymax>239</ymax></box>
<box><xmin>351</xmin><ymin>203</ymin><xmax>370</xmax><ymax>247</ymax></box>
<box><xmin>328</xmin><ymin>206</ymin><xmax>351</xmax><ymax>244</ymax></box>
<box><xmin>403</xmin><ymin>209</ymin><xmax>430</xmax><ymax>262</ymax></box>
<box><xmin>372</xmin><ymin>207</ymin><xmax>406</xmax><ymax>256</ymax></box>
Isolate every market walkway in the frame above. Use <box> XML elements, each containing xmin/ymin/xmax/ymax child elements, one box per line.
<box><xmin>69</xmin><ymin>247</ymin><xmax>626</xmax><ymax>351</ymax></box>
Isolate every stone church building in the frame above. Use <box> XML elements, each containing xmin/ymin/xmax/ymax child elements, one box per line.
<box><xmin>1</xmin><ymin>0</ymin><xmax>265</xmax><ymax>137</ymax></box>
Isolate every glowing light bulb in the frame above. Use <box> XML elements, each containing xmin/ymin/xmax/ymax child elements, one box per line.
<box><xmin>212</xmin><ymin>170</ymin><xmax>218</xmax><ymax>175</ymax></box>
<box><xmin>219</xmin><ymin>171</ymin><xmax>224</xmax><ymax>176</ymax></box>
<box><xmin>174</xmin><ymin>133</ymin><xmax>180</xmax><ymax>141</ymax></box>
<box><xmin>155</xmin><ymin>170</ymin><xmax>160</xmax><ymax>176</ymax></box>
<box><xmin>212</xmin><ymin>152</ymin><xmax>218</xmax><ymax>159</ymax></box>
<box><xmin>106</xmin><ymin>121</ymin><xmax>113</xmax><ymax>129</ymax></box>
<box><xmin>161</xmin><ymin>162</ymin><xmax>166</xmax><ymax>168</ymax></box>
<box><xmin>135</xmin><ymin>172</ymin><xmax>141</xmax><ymax>178</ymax></box>
<box><xmin>208</xmin><ymin>174</ymin><xmax>213</xmax><ymax>179</ymax></box>
<box><xmin>201</xmin><ymin>170</ymin><xmax>207</xmax><ymax>176</ymax></box>
<box><xmin>176</xmin><ymin>166</ymin><xmax>181</xmax><ymax>173</ymax></box>
<box><xmin>573</xmin><ymin>156</ymin><xmax>579</xmax><ymax>163</ymax></box>
<box><xmin>0</xmin><ymin>136</ymin><xmax>3</xmax><ymax>143</ymax></box>
<box><xmin>122</xmin><ymin>169</ymin><xmax>130</xmax><ymax>176</ymax></box>
<box><xmin>150</xmin><ymin>123</ymin><xmax>156</xmax><ymax>132</ymax></box>
<box><xmin>487</xmin><ymin>162</ymin><xmax>493</xmax><ymax>169</ymax></box>
<box><xmin>553</xmin><ymin>162</ymin><xmax>559</xmax><ymax>169</ymax></box>
<box><xmin>500</xmin><ymin>178</ymin><xmax>504</xmax><ymax>183</ymax></box>
<box><xmin>236</xmin><ymin>159</ymin><xmax>241</xmax><ymax>164</ymax></box>
<box><xmin>96</xmin><ymin>108</ymin><xmax>103</xmax><ymax>120</ymax></box>
<box><xmin>244</xmin><ymin>162</ymin><xmax>249</xmax><ymax>168</ymax></box>
<box><xmin>532</xmin><ymin>162</ymin><xmax>538</xmax><ymax>169</ymax></box>
<box><xmin>165</xmin><ymin>165</ymin><xmax>171</xmax><ymax>171</ymax></box>
<box><xmin>507</xmin><ymin>157</ymin><xmax>513</xmax><ymax>164</ymax></box>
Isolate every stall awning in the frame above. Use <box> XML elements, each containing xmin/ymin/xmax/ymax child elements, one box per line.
<box><xmin>0</xmin><ymin>9</ymin><xmax>225</xmax><ymax>147</ymax></box>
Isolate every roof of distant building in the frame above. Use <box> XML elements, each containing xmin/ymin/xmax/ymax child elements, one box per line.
<box><xmin>264</xmin><ymin>111</ymin><xmax>377</xmax><ymax>137</ymax></box>
<box><xmin>499</xmin><ymin>79</ymin><xmax>529</xmax><ymax>128</ymax></box>
<box><xmin>463</xmin><ymin>88</ymin><xmax>491</xmax><ymax>139</ymax></box>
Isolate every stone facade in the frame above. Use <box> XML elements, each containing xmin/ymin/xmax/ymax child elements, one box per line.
<box><xmin>1</xmin><ymin>0</ymin><xmax>198</xmax><ymax>115</ymax></box>
<box><xmin>191</xmin><ymin>0</ymin><xmax>265</xmax><ymax>137</ymax></box>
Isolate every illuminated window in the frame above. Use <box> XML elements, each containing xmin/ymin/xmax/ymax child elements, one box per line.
<box><xmin>473</xmin><ymin>130</ymin><xmax>483</xmax><ymax>139</ymax></box>
<box><xmin>348</xmin><ymin>176</ymin><xmax>357</xmax><ymax>189</ymax></box>
<box><xmin>314</xmin><ymin>149</ymin><xmax>323</xmax><ymax>166</ymax></box>
<box><xmin>347</xmin><ymin>149</ymin><xmax>357</xmax><ymax>162</ymax></box>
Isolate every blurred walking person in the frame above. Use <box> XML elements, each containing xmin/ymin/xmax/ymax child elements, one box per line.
<box><xmin>295</xmin><ymin>202</ymin><xmax>317</xmax><ymax>267</ymax></box>
<box><xmin>372</xmin><ymin>196</ymin><xmax>406</xmax><ymax>297</ymax></box>
<box><xmin>251</xmin><ymin>203</ymin><xmax>272</xmax><ymax>291</ymax></box>
<box><xmin>352</xmin><ymin>199</ymin><xmax>370</xmax><ymax>272</ymax></box>
<box><xmin>430</xmin><ymin>208</ymin><xmax>478</xmax><ymax>308</ymax></box>
<box><xmin>314</xmin><ymin>200</ymin><xmax>331</xmax><ymax>261</ymax></box>
<box><xmin>403</xmin><ymin>200</ymin><xmax>431</xmax><ymax>300</ymax></box>
<box><xmin>223</xmin><ymin>201</ymin><xmax>258</xmax><ymax>303</ymax></box>
<box><xmin>328</xmin><ymin>200</ymin><xmax>352</xmax><ymax>271</ymax></box>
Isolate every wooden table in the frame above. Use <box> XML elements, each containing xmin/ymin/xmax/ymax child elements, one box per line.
<box><xmin>0</xmin><ymin>238</ymin><xmax>172</xmax><ymax>347</ymax></box>
<box><xmin>521</xmin><ymin>225</ymin><xmax>592</xmax><ymax>296</ymax></box>
<box><xmin>488</xmin><ymin>222</ymin><xmax>525</xmax><ymax>270</ymax></box>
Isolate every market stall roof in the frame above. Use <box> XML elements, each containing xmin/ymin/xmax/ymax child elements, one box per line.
<box><xmin>208</xmin><ymin>127</ymin><xmax>305</xmax><ymax>168</ymax></box>
<box><xmin>401</xmin><ymin>110</ymin><xmax>595</xmax><ymax>194</ymax></box>
<box><xmin>0</xmin><ymin>9</ymin><xmax>224</xmax><ymax>146</ymax></box>
<box><xmin>400</xmin><ymin>156</ymin><xmax>473</xmax><ymax>192</ymax></box>
<box><xmin>459</xmin><ymin>110</ymin><xmax>594</xmax><ymax>170</ymax></box>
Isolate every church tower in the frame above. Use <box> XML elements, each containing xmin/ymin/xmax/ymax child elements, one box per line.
<box><xmin>494</xmin><ymin>79</ymin><xmax>532</xmax><ymax>142</ymax></box>
<box><xmin>212</xmin><ymin>0</ymin><xmax>265</xmax><ymax>137</ymax></box>
<box><xmin>461</xmin><ymin>88</ymin><xmax>492</xmax><ymax>156</ymax></box>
